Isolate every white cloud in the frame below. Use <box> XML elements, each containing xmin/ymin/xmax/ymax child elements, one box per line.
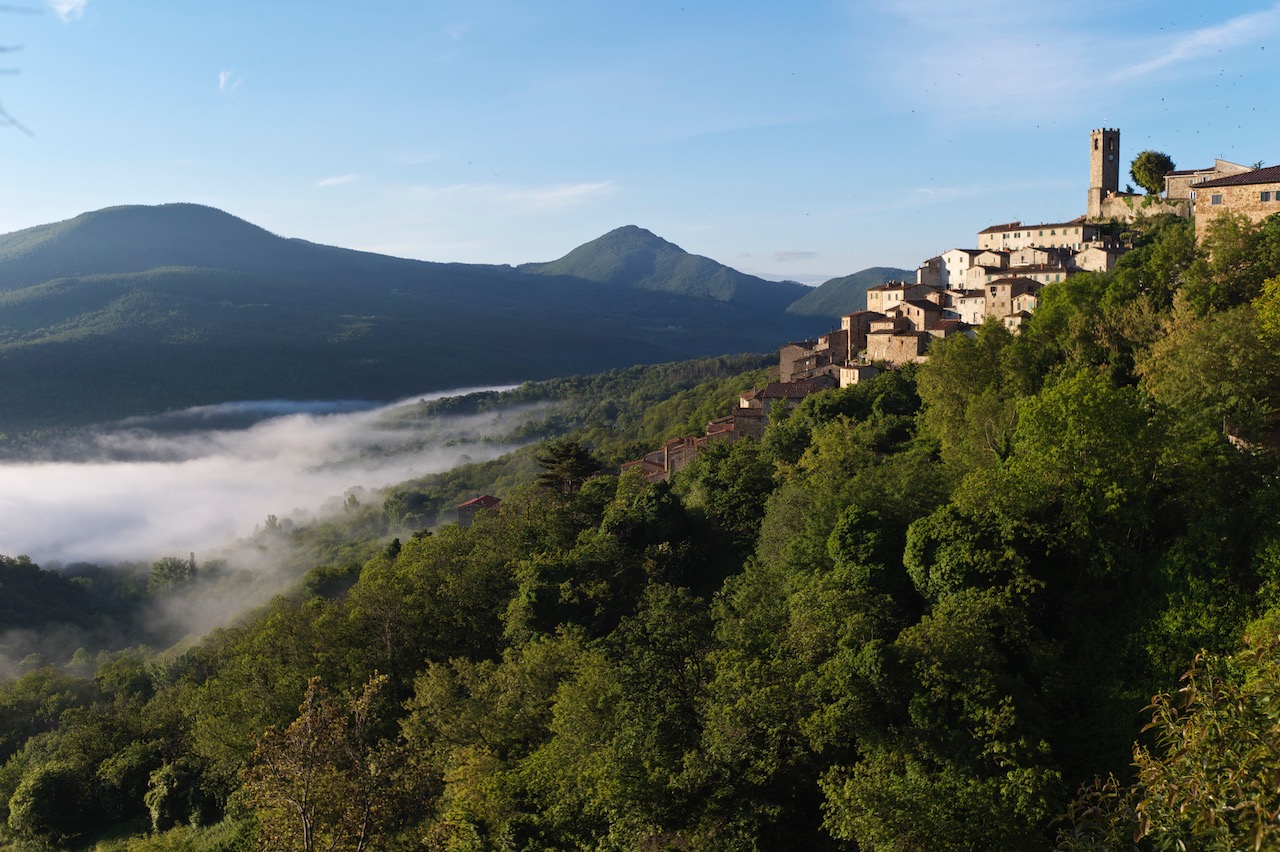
<box><xmin>48</xmin><ymin>0</ymin><xmax>85</xmax><ymax>22</ymax></box>
<box><xmin>218</xmin><ymin>69</ymin><xmax>246</xmax><ymax>93</ymax></box>
<box><xmin>860</xmin><ymin>1</ymin><xmax>1280</xmax><ymax>123</ymax></box>
<box><xmin>316</xmin><ymin>174</ymin><xmax>359</xmax><ymax>187</ymax></box>
<box><xmin>1114</xmin><ymin>4</ymin><xmax>1280</xmax><ymax>81</ymax></box>
<box><xmin>444</xmin><ymin>22</ymin><xmax>472</xmax><ymax>40</ymax></box>
<box><xmin>863</xmin><ymin>0</ymin><xmax>1100</xmax><ymax>118</ymax></box>
<box><xmin>773</xmin><ymin>250</ymin><xmax>817</xmax><ymax>262</ymax></box>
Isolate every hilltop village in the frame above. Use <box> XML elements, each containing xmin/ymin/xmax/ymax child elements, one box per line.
<box><xmin>616</xmin><ymin>128</ymin><xmax>1280</xmax><ymax>483</ymax></box>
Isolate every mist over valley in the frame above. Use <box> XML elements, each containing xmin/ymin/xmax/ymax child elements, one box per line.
<box><xmin>0</xmin><ymin>386</ymin><xmax>531</xmax><ymax>566</ymax></box>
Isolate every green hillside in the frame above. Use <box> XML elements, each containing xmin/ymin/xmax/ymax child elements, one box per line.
<box><xmin>784</xmin><ymin>265</ymin><xmax>913</xmax><ymax>318</ymax></box>
<box><xmin>6</xmin><ymin>213</ymin><xmax>1280</xmax><ymax>851</ymax></box>
<box><xmin>521</xmin><ymin>224</ymin><xmax>809</xmax><ymax>310</ymax></box>
<box><xmin>0</xmin><ymin>207</ymin><xmax>817</xmax><ymax>433</ymax></box>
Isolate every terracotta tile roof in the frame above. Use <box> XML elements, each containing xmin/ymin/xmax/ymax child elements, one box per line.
<box><xmin>979</xmin><ymin>218</ymin><xmax>1094</xmax><ymax>234</ymax></box>
<box><xmin>901</xmin><ymin>299</ymin><xmax>942</xmax><ymax>310</ymax></box>
<box><xmin>459</xmin><ymin>495</ymin><xmax>502</xmax><ymax>509</ymax></box>
<box><xmin>978</xmin><ymin>221</ymin><xmax>1022</xmax><ymax>234</ymax></box>
<box><xmin>988</xmin><ymin>276</ymin><xmax>1041</xmax><ymax>287</ymax></box>
<box><xmin>1002</xmin><ymin>264</ymin><xmax>1065</xmax><ymax>274</ymax></box>
<box><xmin>1194</xmin><ymin>165</ymin><xmax>1280</xmax><ymax>188</ymax></box>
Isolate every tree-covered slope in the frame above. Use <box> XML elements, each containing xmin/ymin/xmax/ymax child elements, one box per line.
<box><xmin>521</xmin><ymin>224</ymin><xmax>809</xmax><ymax>310</ymax></box>
<box><xmin>784</xmin><ymin>265</ymin><xmax>913</xmax><ymax>318</ymax></box>
<box><xmin>10</xmin><ymin>214</ymin><xmax>1280</xmax><ymax>852</ymax></box>
<box><xmin>0</xmin><ymin>207</ymin><xmax>816</xmax><ymax>433</ymax></box>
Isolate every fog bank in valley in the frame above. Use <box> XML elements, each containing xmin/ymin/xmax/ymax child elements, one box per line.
<box><xmin>0</xmin><ymin>388</ymin><xmax>528</xmax><ymax>566</ymax></box>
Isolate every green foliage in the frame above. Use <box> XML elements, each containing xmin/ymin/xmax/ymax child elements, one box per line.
<box><xmin>534</xmin><ymin>438</ymin><xmax>601</xmax><ymax>495</ymax></box>
<box><xmin>1133</xmin><ymin>626</ymin><xmax>1280</xmax><ymax>849</ymax></box>
<box><xmin>1182</xmin><ymin>212</ymin><xmax>1280</xmax><ymax>314</ymax></box>
<box><xmin>1129</xmin><ymin>150</ymin><xmax>1175</xmax><ymax>195</ymax></box>
<box><xmin>240</xmin><ymin>674</ymin><xmax>423</xmax><ymax>852</ymax></box>
<box><xmin>1136</xmin><ymin>300</ymin><xmax>1280</xmax><ymax>438</ymax></box>
<box><xmin>147</xmin><ymin>555</ymin><xmax>196</xmax><ymax>595</ymax></box>
<box><xmin>7</xmin><ymin>220</ymin><xmax>1280</xmax><ymax>850</ymax></box>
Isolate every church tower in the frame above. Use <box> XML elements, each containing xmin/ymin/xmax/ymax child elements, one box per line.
<box><xmin>1087</xmin><ymin>127</ymin><xmax>1120</xmax><ymax>219</ymax></box>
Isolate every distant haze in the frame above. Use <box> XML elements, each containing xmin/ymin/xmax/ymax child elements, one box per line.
<box><xmin>0</xmin><ymin>388</ymin><xmax>528</xmax><ymax>565</ymax></box>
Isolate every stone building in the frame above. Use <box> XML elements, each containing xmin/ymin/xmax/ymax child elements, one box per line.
<box><xmin>866</xmin><ymin>329</ymin><xmax>931</xmax><ymax>364</ymax></box>
<box><xmin>865</xmin><ymin>282</ymin><xmax>933</xmax><ymax>314</ymax></box>
<box><xmin>1087</xmin><ymin>127</ymin><xmax>1124</xmax><ymax>219</ymax></box>
<box><xmin>1072</xmin><ymin>244</ymin><xmax>1127</xmax><ymax>273</ymax></box>
<box><xmin>841</xmin><ymin>310</ymin><xmax>887</xmax><ymax>354</ymax></box>
<box><xmin>778</xmin><ymin>340</ymin><xmax>820</xmax><ymax>382</ymax></box>
<box><xmin>917</xmin><ymin>248</ymin><xmax>985</xmax><ymax>288</ymax></box>
<box><xmin>1165</xmin><ymin>159</ymin><xmax>1252</xmax><ymax>200</ymax></box>
<box><xmin>838</xmin><ymin>364</ymin><xmax>880</xmax><ymax>387</ymax></box>
<box><xmin>978</xmin><ymin>218</ymin><xmax>1100</xmax><ymax>252</ymax></box>
<box><xmin>1086</xmin><ymin>127</ymin><xmax>1191</xmax><ymax>221</ymax></box>
<box><xmin>985</xmin><ymin>277</ymin><xmax>1042</xmax><ymax>321</ymax></box>
<box><xmin>1192</xmin><ymin>164</ymin><xmax>1280</xmax><ymax>241</ymax></box>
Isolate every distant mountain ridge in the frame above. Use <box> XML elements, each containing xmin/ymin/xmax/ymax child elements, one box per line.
<box><xmin>785</xmin><ymin>266</ymin><xmax>914</xmax><ymax>318</ymax></box>
<box><xmin>0</xmin><ymin>205</ymin><xmax>829</xmax><ymax>433</ymax></box>
<box><xmin>521</xmin><ymin>225</ymin><xmax>809</xmax><ymax>310</ymax></box>
<box><xmin>0</xmin><ymin>204</ymin><xmax>339</xmax><ymax>290</ymax></box>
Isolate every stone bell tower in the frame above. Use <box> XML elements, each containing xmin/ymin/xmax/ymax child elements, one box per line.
<box><xmin>1087</xmin><ymin>127</ymin><xmax>1120</xmax><ymax>219</ymax></box>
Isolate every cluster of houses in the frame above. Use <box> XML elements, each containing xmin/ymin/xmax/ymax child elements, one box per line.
<box><xmin>610</xmin><ymin>127</ymin><xmax>1280</xmax><ymax>483</ymax></box>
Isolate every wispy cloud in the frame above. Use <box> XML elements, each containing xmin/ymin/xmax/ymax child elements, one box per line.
<box><xmin>316</xmin><ymin>174</ymin><xmax>359</xmax><ymax>188</ymax></box>
<box><xmin>218</xmin><ymin>69</ymin><xmax>246</xmax><ymax>93</ymax></box>
<box><xmin>861</xmin><ymin>0</ymin><xmax>1098</xmax><ymax>118</ymax></box>
<box><xmin>48</xmin><ymin>0</ymin><xmax>85</xmax><ymax>22</ymax></box>
<box><xmin>860</xmin><ymin>1</ymin><xmax>1280</xmax><ymax>123</ymax></box>
<box><xmin>443</xmin><ymin>22</ymin><xmax>472</xmax><ymax>40</ymax></box>
<box><xmin>773</xmin><ymin>250</ymin><xmax>817</xmax><ymax>262</ymax></box>
<box><xmin>410</xmin><ymin>180</ymin><xmax>619</xmax><ymax>211</ymax></box>
<box><xmin>1114</xmin><ymin>4</ymin><xmax>1280</xmax><ymax>81</ymax></box>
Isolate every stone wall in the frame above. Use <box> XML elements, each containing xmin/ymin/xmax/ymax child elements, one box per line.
<box><xmin>1194</xmin><ymin>182</ymin><xmax>1280</xmax><ymax>241</ymax></box>
<box><xmin>1097</xmin><ymin>193</ymin><xmax>1191</xmax><ymax>223</ymax></box>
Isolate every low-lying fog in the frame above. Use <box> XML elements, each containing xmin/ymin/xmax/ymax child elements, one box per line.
<box><xmin>0</xmin><ymin>388</ymin><xmax>528</xmax><ymax>566</ymax></box>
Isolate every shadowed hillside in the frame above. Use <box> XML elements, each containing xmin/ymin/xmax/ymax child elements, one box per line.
<box><xmin>0</xmin><ymin>206</ymin><xmax>817</xmax><ymax>433</ymax></box>
<box><xmin>521</xmin><ymin>225</ymin><xmax>810</xmax><ymax>310</ymax></box>
<box><xmin>784</xmin><ymin>265</ymin><xmax>913</xmax><ymax>318</ymax></box>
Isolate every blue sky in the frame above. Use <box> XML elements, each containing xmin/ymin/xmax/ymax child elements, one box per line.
<box><xmin>2</xmin><ymin>1</ymin><xmax>1278</xmax><ymax>284</ymax></box>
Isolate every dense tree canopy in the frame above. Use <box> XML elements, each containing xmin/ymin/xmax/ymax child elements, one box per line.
<box><xmin>3</xmin><ymin>213</ymin><xmax>1280</xmax><ymax>849</ymax></box>
<box><xmin>1130</xmin><ymin>150</ymin><xmax>1175</xmax><ymax>195</ymax></box>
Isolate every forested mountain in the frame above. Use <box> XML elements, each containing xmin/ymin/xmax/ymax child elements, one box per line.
<box><xmin>520</xmin><ymin>225</ymin><xmax>809</xmax><ymax>309</ymax></box>
<box><xmin>784</xmin><ymin>265</ymin><xmax>914</xmax><ymax>318</ymax></box>
<box><xmin>4</xmin><ymin>212</ymin><xmax>1280</xmax><ymax>850</ymax></box>
<box><xmin>0</xmin><ymin>206</ymin><xmax>816</xmax><ymax>434</ymax></box>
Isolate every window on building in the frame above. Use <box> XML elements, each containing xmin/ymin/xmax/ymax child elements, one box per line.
<box><xmin>1263</xmin><ymin>191</ymin><xmax>1273</xmax><ymax>202</ymax></box>
<box><xmin>1211</xmin><ymin>194</ymin><xmax>1223</xmax><ymax>205</ymax></box>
